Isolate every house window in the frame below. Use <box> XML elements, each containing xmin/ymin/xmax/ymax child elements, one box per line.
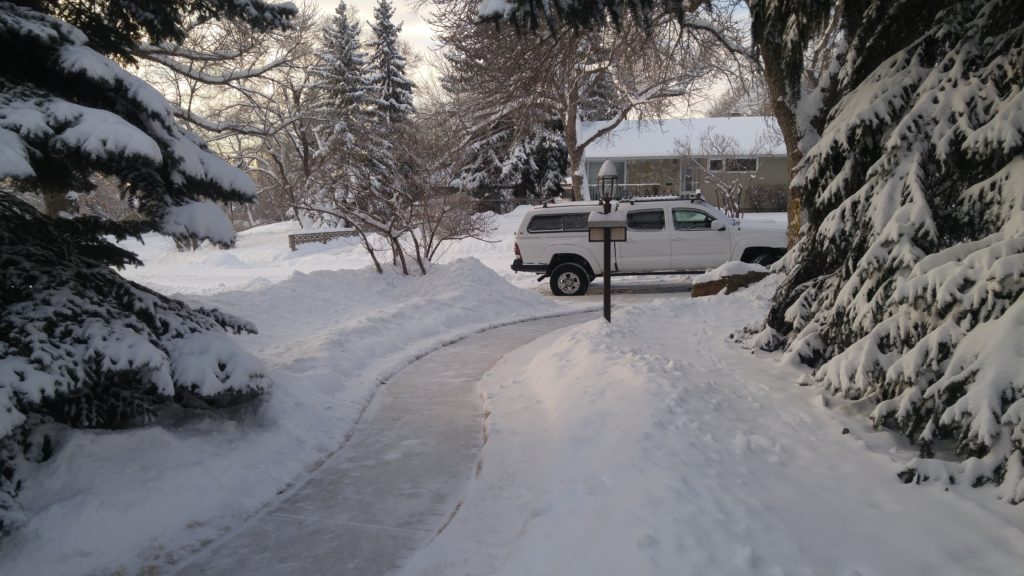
<box><xmin>709</xmin><ymin>158</ymin><xmax>758</xmax><ymax>172</ymax></box>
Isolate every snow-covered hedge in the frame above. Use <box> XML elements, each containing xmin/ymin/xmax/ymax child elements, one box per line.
<box><xmin>764</xmin><ymin>0</ymin><xmax>1024</xmax><ymax>499</ymax></box>
<box><xmin>0</xmin><ymin>194</ymin><xmax>269</xmax><ymax>533</ymax></box>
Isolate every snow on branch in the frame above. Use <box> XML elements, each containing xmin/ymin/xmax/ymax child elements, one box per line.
<box><xmin>764</xmin><ymin>0</ymin><xmax>1024</xmax><ymax>498</ymax></box>
<box><xmin>0</xmin><ymin>2</ymin><xmax>257</xmax><ymax>242</ymax></box>
<box><xmin>139</xmin><ymin>50</ymin><xmax>295</xmax><ymax>86</ymax></box>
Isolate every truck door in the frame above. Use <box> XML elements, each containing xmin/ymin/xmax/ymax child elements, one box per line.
<box><xmin>670</xmin><ymin>208</ymin><xmax>731</xmax><ymax>270</ymax></box>
<box><xmin>615</xmin><ymin>208</ymin><xmax>671</xmax><ymax>272</ymax></box>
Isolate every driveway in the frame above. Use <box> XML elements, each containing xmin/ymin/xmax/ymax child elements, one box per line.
<box><xmin>172</xmin><ymin>312</ymin><xmax>597</xmax><ymax>576</ymax></box>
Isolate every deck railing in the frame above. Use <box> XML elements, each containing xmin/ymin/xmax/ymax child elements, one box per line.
<box><xmin>587</xmin><ymin>183</ymin><xmax>680</xmax><ymax>199</ymax></box>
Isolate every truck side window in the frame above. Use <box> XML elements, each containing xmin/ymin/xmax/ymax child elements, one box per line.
<box><xmin>562</xmin><ymin>213</ymin><xmax>590</xmax><ymax>231</ymax></box>
<box><xmin>527</xmin><ymin>213</ymin><xmax>590</xmax><ymax>232</ymax></box>
<box><xmin>673</xmin><ymin>209</ymin><xmax>714</xmax><ymax>230</ymax></box>
<box><xmin>627</xmin><ymin>210</ymin><xmax>665</xmax><ymax>230</ymax></box>
<box><xmin>527</xmin><ymin>215</ymin><xmax>564</xmax><ymax>232</ymax></box>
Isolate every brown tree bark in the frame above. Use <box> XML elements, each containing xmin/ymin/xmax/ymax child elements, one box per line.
<box><xmin>759</xmin><ymin>46</ymin><xmax>804</xmax><ymax>248</ymax></box>
<box><xmin>42</xmin><ymin>190</ymin><xmax>75</xmax><ymax>217</ymax></box>
<box><xmin>757</xmin><ymin>50</ymin><xmax>802</xmax><ymax>243</ymax></box>
<box><xmin>565</xmin><ymin>91</ymin><xmax>584</xmax><ymax>201</ymax></box>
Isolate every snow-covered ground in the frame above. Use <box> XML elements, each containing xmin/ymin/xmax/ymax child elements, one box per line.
<box><xmin>116</xmin><ymin>206</ymin><xmax>538</xmax><ymax>296</ymax></box>
<box><xmin>2</xmin><ymin>208</ymin><xmax>1021</xmax><ymax>575</ymax></box>
<box><xmin>0</xmin><ymin>209</ymin><xmax>587</xmax><ymax>576</ymax></box>
<box><xmin>399</xmin><ymin>278</ymin><xmax>1024</xmax><ymax>575</ymax></box>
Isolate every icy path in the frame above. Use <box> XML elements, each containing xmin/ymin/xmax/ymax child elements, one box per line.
<box><xmin>172</xmin><ymin>312</ymin><xmax>595</xmax><ymax>576</ymax></box>
<box><xmin>399</xmin><ymin>288</ymin><xmax>1024</xmax><ymax>576</ymax></box>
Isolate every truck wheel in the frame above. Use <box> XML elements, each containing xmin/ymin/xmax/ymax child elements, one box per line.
<box><xmin>752</xmin><ymin>250</ymin><xmax>783</xmax><ymax>266</ymax></box>
<box><xmin>550</xmin><ymin>263</ymin><xmax>590</xmax><ymax>296</ymax></box>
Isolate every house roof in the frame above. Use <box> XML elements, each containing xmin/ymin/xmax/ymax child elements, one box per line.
<box><xmin>580</xmin><ymin>116</ymin><xmax>785</xmax><ymax>159</ymax></box>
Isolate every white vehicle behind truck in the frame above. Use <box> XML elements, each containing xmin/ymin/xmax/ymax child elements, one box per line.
<box><xmin>511</xmin><ymin>195</ymin><xmax>787</xmax><ymax>295</ymax></box>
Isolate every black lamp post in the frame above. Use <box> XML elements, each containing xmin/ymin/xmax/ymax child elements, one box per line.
<box><xmin>595</xmin><ymin>161</ymin><xmax>620</xmax><ymax>321</ymax></box>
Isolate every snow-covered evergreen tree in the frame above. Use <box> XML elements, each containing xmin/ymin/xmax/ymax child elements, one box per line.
<box><xmin>505</xmin><ymin>127</ymin><xmax>567</xmax><ymax>198</ymax></box>
<box><xmin>314</xmin><ymin>0</ymin><xmax>374</xmax><ymax>148</ymax></box>
<box><xmin>577</xmin><ymin>71</ymin><xmax>622</xmax><ymax>122</ymax></box>
<box><xmin>0</xmin><ymin>0</ymin><xmax>292</xmax><ymax>534</ymax></box>
<box><xmin>760</xmin><ymin>0</ymin><xmax>1024</xmax><ymax>499</ymax></box>
<box><xmin>460</xmin><ymin>123</ymin><xmax>567</xmax><ymax>199</ymax></box>
<box><xmin>367</xmin><ymin>0</ymin><xmax>415</xmax><ymax>125</ymax></box>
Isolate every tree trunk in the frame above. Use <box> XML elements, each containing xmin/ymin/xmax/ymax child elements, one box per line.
<box><xmin>759</xmin><ymin>46</ymin><xmax>804</xmax><ymax>248</ymax></box>
<box><xmin>392</xmin><ymin>236</ymin><xmax>409</xmax><ymax>275</ymax></box>
<box><xmin>42</xmin><ymin>190</ymin><xmax>75</xmax><ymax>217</ymax></box>
<box><xmin>357</xmin><ymin>229</ymin><xmax>383</xmax><ymax>273</ymax></box>
<box><xmin>564</xmin><ymin>86</ymin><xmax>583</xmax><ymax>201</ymax></box>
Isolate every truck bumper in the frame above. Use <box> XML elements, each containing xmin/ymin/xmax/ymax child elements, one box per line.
<box><xmin>511</xmin><ymin>259</ymin><xmax>548</xmax><ymax>273</ymax></box>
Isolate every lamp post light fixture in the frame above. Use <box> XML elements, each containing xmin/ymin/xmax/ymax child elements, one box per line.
<box><xmin>589</xmin><ymin>160</ymin><xmax>627</xmax><ymax>322</ymax></box>
<box><xmin>597</xmin><ymin>159</ymin><xmax>618</xmax><ymax>203</ymax></box>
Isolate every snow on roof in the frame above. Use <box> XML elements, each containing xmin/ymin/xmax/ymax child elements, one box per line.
<box><xmin>580</xmin><ymin>116</ymin><xmax>785</xmax><ymax>159</ymax></box>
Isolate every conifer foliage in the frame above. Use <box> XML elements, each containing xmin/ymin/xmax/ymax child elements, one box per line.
<box><xmin>368</xmin><ymin>0</ymin><xmax>415</xmax><ymax>125</ymax></box>
<box><xmin>762</xmin><ymin>0</ymin><xmax>1024</xmax><ymax>499</ymax></box>
<box><xmin>460</xmin><ymin>123</ymin><xmax>567</xmax><ymax>199</ymax></box>
<box><xmin>0</xmin><ymin>0</ymin><xmax>293</xmax><ymax>533</ymax></box>
<box><xmin>314</xmin><ymin>0</ymin><xmax>374</xmax><ymax>146</ymax></box>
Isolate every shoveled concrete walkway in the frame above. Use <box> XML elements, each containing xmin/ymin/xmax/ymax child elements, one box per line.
<box><xmin>173</xmin><ymin>312</ymin><xmax>596</xmax><ymax>576</ymax></box>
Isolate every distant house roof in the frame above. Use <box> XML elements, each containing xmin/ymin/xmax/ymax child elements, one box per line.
<box><xmin>580</xmin><ymin>116</ymin><xmax>785</xmax><ymax>159</ymax></box>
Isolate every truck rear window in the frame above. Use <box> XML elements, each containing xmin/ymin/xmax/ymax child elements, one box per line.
<box><xmin>527</xmin><ymin>213</ymin><xmax>589</xmax><ymax>233</ymax></box>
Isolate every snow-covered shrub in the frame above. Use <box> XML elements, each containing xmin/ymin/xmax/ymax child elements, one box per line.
<box><xmin>765</xmin><ymin>0</ymin><xmax>1024</xmax><ymax>498</ymax></box>
<box><xmin>0</xmin><ymin>194</ymin><xmax>269</xmax><ymax>532</ymax></box>
<box><xmin>0</xmin><ymin>0</ymin><xmax>293</xmax><ymax>534</ymax></box>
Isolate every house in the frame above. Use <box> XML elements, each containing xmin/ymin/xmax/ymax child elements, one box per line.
<box><xmin>579</xmin><ymin>117</ymin><xmax>789</xmax><ymax>212</ymax></box>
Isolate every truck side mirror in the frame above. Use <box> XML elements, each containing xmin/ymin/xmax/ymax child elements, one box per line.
<box><xmin>713</xmin><ymin>221</ymin><xmax>727</xmax><ymax>231</ymax></box>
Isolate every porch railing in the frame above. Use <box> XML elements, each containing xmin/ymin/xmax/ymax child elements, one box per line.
<box><xmin>587</xmin><ymin>183</ymin><xmax>680</xmax><ymax>199</ymax></box>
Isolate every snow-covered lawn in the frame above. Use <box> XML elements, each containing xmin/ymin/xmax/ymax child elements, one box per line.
<box><xmin>117</xmin><ymin>206</ymin><xmax>537</xmax><ymax>296</ymax></box>
<box><xmin>1</xmin><ymin>208</ymin><xmax>1021</xmax><ymax>575</ymax></box>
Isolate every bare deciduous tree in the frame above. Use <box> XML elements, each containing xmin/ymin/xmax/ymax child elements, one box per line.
<box><xmin>434</xmin><ymin>0</ymin><xmax>740</xmax><ymax>200</ymax></box>
<box><xmin>137</xmin><ymin>2</ymin><xmax>325</xmax><ymax>228</ymax></box>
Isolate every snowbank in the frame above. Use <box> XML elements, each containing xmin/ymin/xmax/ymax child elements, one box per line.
<box><xmin>692</xmin><ymin>260</ymin><xmax>768</xmax><ymax>284</ymax></box>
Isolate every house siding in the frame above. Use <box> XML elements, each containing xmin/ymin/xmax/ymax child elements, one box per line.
<box><xmin>585</xmin><ymin>155</ymin><xmax>789</xmax><ymax>211</ymax></box>
<box><xmin>625</xmin><ymin>158</ymin><xmax>681</xmax><ymax>193</ymax></box>
<box><xmin>694</xmin><ymin>156</ymin><xmax>789</xmax><ymax>212</ymax></box>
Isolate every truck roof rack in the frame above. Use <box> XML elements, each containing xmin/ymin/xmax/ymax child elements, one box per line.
<box><xmin>619</xmin><ymin>191</ymin><xmax>706</xmax><ymax>203</ymax></box>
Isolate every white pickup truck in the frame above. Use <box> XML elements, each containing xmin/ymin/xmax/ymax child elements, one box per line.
<box><xmin>511</xmin><ymin>196</ymin><xmax>787</xmax><ymax>295</ymax></box>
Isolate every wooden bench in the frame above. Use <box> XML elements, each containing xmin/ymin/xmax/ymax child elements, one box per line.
<box><xmin>288</xmin><ymin>230</ymin><xmax>357</xmax><ymax>251</ymax></box>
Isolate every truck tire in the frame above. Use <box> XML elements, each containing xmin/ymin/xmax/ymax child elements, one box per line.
<box><xmin>751</xmin><ymin>250</ymin><xmax>783</xmax><ymax>266</ymax></box>
<box><xmin>549</xmin><ymin>263</ymin><xmax>590</xmax><ymax>296</ymax></box>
